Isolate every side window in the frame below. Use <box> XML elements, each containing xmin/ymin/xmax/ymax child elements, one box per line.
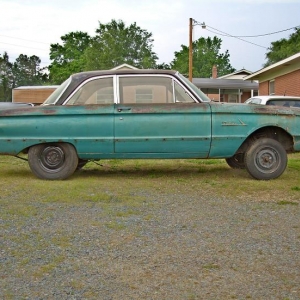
<box><xmin>66</xmin><ymin>77</ymin><xmax>114</xmax><ymax>105</ymax></box>
<box><xmin>174</xmin><ymin>81</ymin><xmax>195</xmax><ymax>103</ymax></box>
<box><xmin>119</xmin><ymin>76</ymin><xmax>173</xmax><ymax>104</ymax></box>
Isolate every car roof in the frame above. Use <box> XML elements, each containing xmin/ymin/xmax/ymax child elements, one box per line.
<box><xmin>246</xmin><ymin>95</ymin><xmax>300</xmax><ymax>104</ymax></box>
<box><xmin>250</xmin><ymin>95</ymin><xmax>300</xmax><ymax>100</ymax></box>
<box><xmin>71</xmin><ymin>69</ymin><xmax>177</xmax><ymax>81</ymax></box>
<box><xmin>53</xmin><ymin>69</ymin><xmax>182</xmax><ymax>105</ymax></box>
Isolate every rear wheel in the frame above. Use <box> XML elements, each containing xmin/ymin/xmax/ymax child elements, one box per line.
<box><xmin>244</xmin><ymin>138</ymin><xmax>287</xmax><ymax>180</ymax></box>
<box><xmin>28</xmin><ymin>143</ymin><xmax>78</xmax><ymax>180</ymax></box>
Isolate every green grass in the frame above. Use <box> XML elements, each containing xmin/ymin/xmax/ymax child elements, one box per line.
<box><xmin>0</xmin><ymin>154</ymin><xmax>300</xmax><ymax>204</ymax></box>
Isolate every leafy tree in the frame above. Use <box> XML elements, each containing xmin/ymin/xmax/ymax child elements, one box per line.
<box><xmin>264</xmin><ymin>28</ymin><xmax>300</xmax><ymax>67</ymax></box>
<box><xmin>12</xmin><ymin>54</ymin><xmax>47</xmax><ymax>87</ymax></box>
<box><xmin>83</xmin><ymin>19</ymin><xmax>158</xmax><ymax>70</ymax></box>
<box><xmin>0</xmin><ymin>52</ymin><xmax>47</xmax><ymax>101</ymax></box>
<box><xmin>171</xmin><ymin>36</ymin><xmax>235</xmax><ymax>78</ymax></box>
<box><xmin>0</xmin><ymin>52</ymin><xmax>14</xmax><ymax>101</ymax></box>
<box><xmin>156</xmin><ymin>63</ymin><xmax>171</xmax><ymax>70</ymax></box>
<box><xmin>49</xmin><ymin>31</ymin><xmax>91</xmax><ymax>84</ymax></box>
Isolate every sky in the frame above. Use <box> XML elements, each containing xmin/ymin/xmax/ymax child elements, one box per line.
<box><xmin>1</xmin><ymin>0</ymin><xmax>300</xmax><ymax>74</ymax></box>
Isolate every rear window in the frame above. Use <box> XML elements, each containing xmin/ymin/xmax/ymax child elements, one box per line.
<box><xmin>267</xmin><ymin>99</ymin><xmax>300</xmax><ymax>107</ymax></box>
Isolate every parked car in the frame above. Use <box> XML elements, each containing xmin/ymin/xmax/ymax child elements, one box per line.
<box><xmin>245</xmin><ymin>95</ymin><xmax>300</xmax><ymax>107</ymax></box>
<box><xmin>1</xmin><ymin>69</ymin><xmax>300</xmax><ymax>180</ymax></box>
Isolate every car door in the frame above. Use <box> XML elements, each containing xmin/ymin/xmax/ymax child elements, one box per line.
<box><xmin>114</xmin><ymin>75</ymin><xmax>212</xmax><ymax>158</ymax></box>
<box><xmin>64</xmin><ymin>76</ymin><xmax>115</xmax><ymax>157</ymax></box>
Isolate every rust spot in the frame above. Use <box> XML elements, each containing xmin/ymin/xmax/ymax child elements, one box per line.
<box><xmin>42</xmin><ymin>109</ymin><xmax>57</xmax><ymax>114</ymax></box>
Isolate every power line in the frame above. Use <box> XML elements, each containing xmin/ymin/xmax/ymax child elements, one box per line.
<box><xmin>194</xmin><ymin>22</ymin><xmax>299</xmax><ymax>38</ymax></box>
<box><xmin>204</xmin><ymin>28</ymin><xmax>268</xmax><ymax>49</ymax></box>
<box><xmin>0</xmin><ymin>34</ymin><xmax>50</xmax><ymax>45</ymax></box>
<box><xmin>0</xmin><ymin>41</ymin><xmax>48</xmax><ymax>52</ymax></box>
<box><xmin>193</xmin><ymin>21</ymin><xmax>298</xmax><ymax>49</ymax></box>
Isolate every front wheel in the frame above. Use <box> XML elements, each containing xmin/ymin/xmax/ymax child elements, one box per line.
<box><xmin>244</xmin><ymin>138</ymin><xmax>287</xmax><ymax>180</ymax></box>
<box><xmin>28</xmin><ymin>143</ymin><xmax>78</xmax><ymax>180</ymax></box>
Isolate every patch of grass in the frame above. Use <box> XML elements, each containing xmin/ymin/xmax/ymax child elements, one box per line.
<box><xmin>105</xmin><ymin>221</ymin><xmax>126</xmax><ymax>230</ymax></box>
<box><xmin>202</xmin><ymin>263</ymin><xmax>220</xmax><ymax>270</ymax></box>
<box><xmin>0</xmin><ymin>154</ymin><xmax>300</xmax><ymax>210</ymax></box>
<box><xmin>32</xmin><ymin>255</ymin><xmax>66</xmax><ymax>278</ymax></box>
<box><xmin>291</xmin><ymin>186</ymin><xmax>300</xmax><ymax>191</ymax></box>
<box><xmin>276</xmin><ymin>200</ymin><xmax>298</xmax><ymax>206</ymax></box>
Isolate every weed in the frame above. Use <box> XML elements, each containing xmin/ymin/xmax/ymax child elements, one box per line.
<box><xmin>277</xmin><ymin>201</ymin><xmax>298</xmax><ymax>206</ymax></box>
<box><xmin>291</xmin><ymin>186</ymin><xmax>300</xmax><ymax>191</ymax></box>
<box><xmin>202</xmin><ymin>263</ymin><xmax>220</xmax><ymax>270</ymax></box>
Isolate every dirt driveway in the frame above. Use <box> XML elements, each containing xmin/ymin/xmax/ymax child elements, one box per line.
<box><xmin>0</xmin><ymin>158</ymin><xmax>299</xmax><ymax>299</ymax></box>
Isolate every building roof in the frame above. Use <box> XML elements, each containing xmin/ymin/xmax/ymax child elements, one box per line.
<box><xmin>14</xmin><ymin>85</ymin><xmax>59</xmax><ymax>90</ymax></box>
<box><xmin>218</xmin><ymin>69</ymin><xmax>253</xmax><ymax>79</ymax></box>
<box><xmin>244</xmin><ymin>52</ymin><xmax>300</xmax><ymax>81</ymax></box>
<box><xmin>111</xmin><ymin>63</ymin><xmax>138</xmax><ymax>70</ymax></box>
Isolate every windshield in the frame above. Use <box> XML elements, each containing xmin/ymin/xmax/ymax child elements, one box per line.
<box><xmin>42</xmin><ymin>77</ymin><xmax>71</xmax><ymax>105</ymax></box>
<box><xmin>245</xmin><ymin>97</ymin><xmax>262</xmax><ymax>104</ymax></box>
<box><xmin>177</xmin><ymin>72</ymin><xmax>211</xmax><ymax>102</ymax></box>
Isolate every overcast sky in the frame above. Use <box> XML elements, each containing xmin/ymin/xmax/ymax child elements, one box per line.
<box><xmin>1</xmin><ymin>0</ymin><xmax>299</xmax><ymax>74</ymax></box>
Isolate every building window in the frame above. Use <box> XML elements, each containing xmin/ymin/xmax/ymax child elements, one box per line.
<box><xmin>269</xmin><ymin>80</ymin><xmax>275</xmax><ymax>95</ymax></box>
<box><xmin>228</xmin><ymin>94</ymin><xmax>238</xmax><ymax>103</ymax></box>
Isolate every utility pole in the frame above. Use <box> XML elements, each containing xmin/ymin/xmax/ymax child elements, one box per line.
<box><xmin>189</xmin><ymin>18</ymin><xmax>193</xmax><ymax>82</ymax></box>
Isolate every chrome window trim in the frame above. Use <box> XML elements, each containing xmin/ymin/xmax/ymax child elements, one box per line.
<box><xmin>62</xmin><ymin>75</ymin><xmax>115</xmax><ymax>105</ymax></box>
<box><xmin>116</xmin><ymin>74</ymin><xmax>200</xmax><ymax>104</ymax></box>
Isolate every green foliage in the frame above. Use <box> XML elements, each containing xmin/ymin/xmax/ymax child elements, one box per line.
<box><xmin>48</xmin><ymin>20</ymin><xmax>159</xmax><ymax>82</ymax></box>
<box><xmin>156</xmin><ymin>63</ymin><xmax>171</xmax><ymax>69</ymax></box>
<box><xmin>0</xmin><ymin>52</ymin><xmax>47</xmax><ymax>101</ymax></box>
<box><xmin>264</xmin><ymin>28</ymin><xmax>300</xmax><ymax>67</ymax></box>
<box><xmin>170</xmin><ymin>36</ymin><xmax>235</xmax><ymax>78</ymax></box>
<box><xmin>12</xmin><ymin>54</ymin><xmax>47</xmax><ymax>86</ymax></box>
<box><xmin>49</xmin><ymin>31</ymin><xmax>91</xmax><ymax>84</ymax></box>
<box><xmin>0</xmin><ymin>52</ymin><xmax>13</xmax><ymax>101</ymax></box>
<box><xmin>83</xmin><ymin>19</ymin><xmax>158</xmax><ymax>70</ymax></box>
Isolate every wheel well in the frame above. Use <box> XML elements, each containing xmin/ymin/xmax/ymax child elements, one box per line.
<box><xmin>21</xmin><ymin>142</ymin><xmax>77</xmax><ymax>155</ymax></box>
<box><xmin>237</xmin><ymin>126</ymin><xmax>294</xmax><ymax>154</ymax></box>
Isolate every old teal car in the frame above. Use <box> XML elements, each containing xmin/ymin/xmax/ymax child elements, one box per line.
<box><xmin>1</xmin><ymin>69</ymin><xmax>300</xmax><ymax>180</ymax></box>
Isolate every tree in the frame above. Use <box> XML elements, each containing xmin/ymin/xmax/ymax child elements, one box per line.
<box><xmin>83</xmin><ymin>19</ymin><xmax>158</xmax><ymax>70</ymax></box>
<box><xmin>49</xmin><ymin>31</ymin><xmax>91</xmax><ymax>84</ymax></box>
<box><xmin>171</xmin><ymin>36</ymin><xmax>235</xmax><ymax>78</ymax></box>
<box><xmin>12</xmin><ymin>54</ymin><xmax>47</xmax><ymax>87</ymax></box>
<box><xmin>0</xmin><ymin>52</ymin><xmax>47</xmax><ymax>101</ymax></box>
<box><xmin>0</xmin><ymin>52</ymin><xmax>14</xmax><ymax>101</ymax></box>
<box><xmin>264</xmin><ymin>28</ymin><xmax>300</xmax><ymax>67</ymax></box>
<box><xmin>156</xmin><ymin>63</ymin><xmax>171</xmax><ymax>70</ymax></box>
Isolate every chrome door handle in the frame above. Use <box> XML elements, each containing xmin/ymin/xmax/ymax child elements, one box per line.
<box><xmin>117</xmin><ymin>107</ymin><xmax>131</xmax><ymax>112</ymax></box>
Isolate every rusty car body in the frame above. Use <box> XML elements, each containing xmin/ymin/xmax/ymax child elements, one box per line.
<box><xmin>1</xmin><ymin>69</ymin><xmax>300</xmax><ymax>180</ymax></box>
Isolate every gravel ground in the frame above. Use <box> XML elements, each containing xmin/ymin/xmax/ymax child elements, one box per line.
<box><xmin>1</xmin><ymin>187</ymin><xmax>300</xmax><ymax>299</ymax></box>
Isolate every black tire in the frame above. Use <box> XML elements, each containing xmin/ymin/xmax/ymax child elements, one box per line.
<box><xmin>225</xmin><ymin>153</ymin><xmax>245</xmax><ymax>169</ymax></box>
<box><xmin>244</xmin><ymin>138</ymin><xmax>287</xmax><ymax>180</ymax></box>
<box><xmin>28</xmin><ymin>143</ymin><xmax>78</xmax><ymax>180</ymax></box>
